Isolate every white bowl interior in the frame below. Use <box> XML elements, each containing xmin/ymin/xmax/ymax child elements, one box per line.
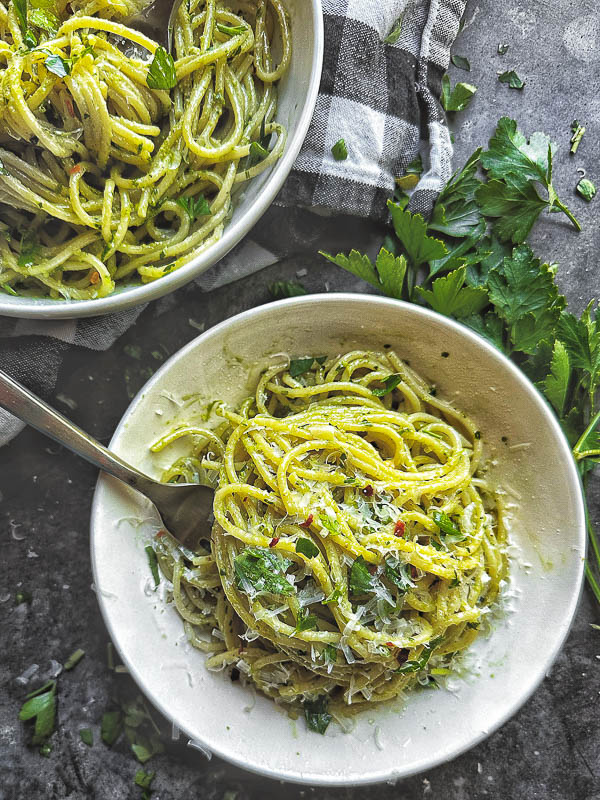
<box><xmin>91</xmin><ymin>295</ymin><xmax>585</xmax><ymax>785</ymax></box>
<box><xmin>1</xmin><ymin>0</ymin><xmax>323</xmax><ymax>318</ymax></box>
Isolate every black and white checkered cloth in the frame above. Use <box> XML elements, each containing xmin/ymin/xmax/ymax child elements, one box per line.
<box><xmin>0</xmin><ymin>0</ymin><xmax>465</xmax><ymax>445</ymax></box>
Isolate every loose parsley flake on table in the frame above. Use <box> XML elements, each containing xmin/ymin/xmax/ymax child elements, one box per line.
<box><xmin>498</xmin><ymin>70</ymin><xmax>525</xmax><ymax>89</ymax></box>
<box><xmin>570</xmin><ymin>120</ymin><xmax>586</xmax><ymax>154</ymax></box>
<box><xmin>320</xmin><ymin>114</ymin><xmax>600</xmax><ymax>603</ymax></box>
<box><xmin>441</xmin><ymin>75</ymin><xmax>477</xmax><ymax>112</ymax></box>
<box><xmin>576</xmin><ymin>178</ymin><xmax>596</xmax><ymax>202</ymax></box>
<box><xmin>331</xmin><ymin>138</ymin><xmax>348</xmax><ymax>161</ymax></box>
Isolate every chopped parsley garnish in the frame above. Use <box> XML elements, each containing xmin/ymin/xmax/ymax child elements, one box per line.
<box><xmin>441</xmin><ymin>76</ymin><xmax>477</xmax><ymax>112</ymax></box>
<box><xmin>323</xmin><ymin>587</ymin><xmax>342</xmax><ymax>604</ymax></box>
<box><xmin>17</xmin><ymin>232</ymin><xmax>40</xmax><ymax>268</ymax></box>
<box><xmin>44</xmin><ymin>53</ymin><xmax>70</xmax><ymax>78</ymax></box>
<box><xmin>570</xmin><ymin>120</ymin><xmax>585</xmax><ymax>154</ymax></box>
<box><xmin>79</xmin><ymin>728</ymin><xmax>93</xmax><ymax>746</ymax></box>
<box><xmin>176</xmin><ymin>194</ymin><xmax>211</xmax><ymax>221</ymax></box>
<box><xmin>451</xmin><ymin>54</ymin><xmax>470</xmax><ymax>71</ymax></box>
<box><xmin>384</xmin><ymin>558</ymin><xmax>414</xmax><ymax>592</ymax></box>
<box><xmin>576</xmin><ymin>178</ymin><xmax>596</xmax><ymax>202</ymax></box>
<box><xmin>295</xmin><ymin>608</ymin><xmax>318</xmax><ymax>633</ymax></box>
<box><xmin>234</xmin><ymin>547</ymin><xmax>294</xmax><ymax>596</ymax></box>
<box><xmin>296</xmin><ymin>537</ymin><xmax>320</xmax><ymax>559</ymax></box>
<box><xmin>432</xmin><ymin>511</ymin><xmax>465</xmax><ymax>543</ymax></box>
<box><xmin>498</xmin><ymin>70</ymin><xmax>525</xmax><ymax>89</ymax></box>
<box><xmin>331</xmin><ymin>138</ymin><xmax>348</xmax><ymax>161</ymax></box>
<box><xmin>304</xmin><ymin>696</ymin><xmax>332</xmax><ymax>734</ymax></box>
<box><xmin>395</xmin><ymin>636</ymin><xmax>443</xmax><ymax>674</ymax></box>
<box><xmin>145</xmin><ymin>545</ymin><xmax>160</xmax><ymax>589</ymax></box>
<box><xmin>318</xmin><ymin>513</ymin><xmax>341</xmax><ymax>535</ymax></box>
<box><xmin>323</xmin><ymin>644</ymin><xmax>337</xmax><ymax>664</ymax></box>
<box><xmin>64</xmin><ymin>648</ymin><xmax>85</xmax><ymax>670</ymax></box>
<box><xmin>372</xmin><ymin>373</ymin><xmax>402</xmax><ymax>396</ymax></box>
<box><xmin>135</xmin><ymin>769</ymin><xmax>156</xmax><ymax>795</ymax></box>
<box><xmin>349</xmin><ymin>555</ymin><xmax>373</xmax><ymax>594</ymax></box>
<box><xmin>289</xmin><ymin>355</ymin><xmax>326</xmax><ymax>377</ymax></box>
<box><xmin>101</xmin><ymin>710</ymin><xmax>122</xmax><ymax>746</ymax></box>
<box><xmin>269</xmin><ymin>280</ymin><xmax>306</xmax><ymax>299</ymax></box>
<box><xmin>146</xmin><ymin>47</ymin><xmax>176</xmax><ymax>90</ymax></box>
<box><xmin>384</xmin><ymin>16</ymin><xmax>403</xmax><ymax>44</ymax></box>
<box><xmin>18</xmin><ymin>680</ymin><xmax>57</xmax><ymax>747</ymax></box>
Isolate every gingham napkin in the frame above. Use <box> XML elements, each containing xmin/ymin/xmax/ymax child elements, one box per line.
<box><xmin>0</xmin><ymin>0</ymin><xmax>465</xmax><ymax>445</ymax></box>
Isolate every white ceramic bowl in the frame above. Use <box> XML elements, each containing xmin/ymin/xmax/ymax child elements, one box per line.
<box><xmin>90</xmin><ymin>295</ymin><xmax>585</xmax><ymax>785</ymax></box>
<box><xmin>0</xmin><ymin>2</ymin><xmax>323</xmax><ymax>319</ymax></box>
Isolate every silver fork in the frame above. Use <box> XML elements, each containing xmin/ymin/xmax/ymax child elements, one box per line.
<box><xmin>0</xmin><ymin>370</ymin><xmax>214</xmax><ymax>549</ymax></box>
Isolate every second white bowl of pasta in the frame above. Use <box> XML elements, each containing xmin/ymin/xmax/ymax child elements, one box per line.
<box><xmin>90</xmin><ymin>294</ymin><xmax>585</xmax><ymax>785</ymax></box>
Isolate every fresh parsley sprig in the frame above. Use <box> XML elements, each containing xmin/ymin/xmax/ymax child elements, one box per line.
<box><xmin>320</xmin><ymin>116</ymin><xmax>600</xmax><ymax>604</ymax></box>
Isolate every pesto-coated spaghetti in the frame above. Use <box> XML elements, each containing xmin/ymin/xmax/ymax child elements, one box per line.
<box><xmin>150</xmin><ymin>350</ymin><xmax>508</xmax><ymax>732</ymax></box>
<box><xmin>0</xmin><ymin>0</ymin><xmax>290</xmax><ymax>299</ymax></box>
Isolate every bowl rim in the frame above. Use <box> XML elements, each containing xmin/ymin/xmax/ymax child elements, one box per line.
<box><xmin>0</xmin><ymin>1</ymin><xmax>324</xmax><ymax>320</ymax></box>
<box><xmin>90</xmin><ymin>293</ymin><xmax>586</xmax><ymax>785</ymax></box>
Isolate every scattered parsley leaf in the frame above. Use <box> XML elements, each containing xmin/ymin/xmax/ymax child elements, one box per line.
<box><xmin>44</xmin><ymin>53</ymin><xmax>70</xmax><ymax>78</ymax></box>
<box><xmin>295</xmin><ymin>608</ymin><xmax>318</xmax><ymax>633</ymax></box>
<box><xmin>319</xmin><ymin>514</ymin><xmax>341</xmax><ymax>535</ymax></box>
<box><xmin>247</xmin><ymin>140</ymin><xmax>269</xmax><ymax>168</ymax></box>
<box><xmin>388</xmin><ymin>201</ymin><xmax>447</xmax><ymax>267</ymax></box>
<box><xmin>304</xmin><ymin>696</ymin><xmax>332</xmax><ymax>734</ymax></box>
<box><xmin>384</xmin><ymin>16</ymin><xmax>403</xmax><ymax>44</ymax></box>
<box><xmin>384</xmin><ymin>558</ymin><xmax>414</xmax><ymax>592</ymax></box>
<box><xmin>323</xmin><ymin>587</ymin><xmax>342</xmax><ymax>604</ymax></box>
<box><xmin>498</xmin><ymin>70</ymin><xmax>525</xmax><ymax>89</ymax></box>
<box><xmin>146</xmin><ymin>47</ymin><xmax>176</xmax><ymax>90</ymax></box>
<box><xmin>269</xmin><ymin>281</ymin><xmax>306</xmax><ymax>299</ymax></box>
<box><xmin>135</xmin><ymin>769</ymin><xmax>156</xmax><ymax>790</ymax></box>
<box><xmin>349</xmin><ymin>555</ymin><xmax>373</xmax><ymax>594</ymax></box>
<box><xmin>570</xmin><ymin>120</ymin><xmax>585</xmax><ymax>154</ymax></box>
<box><xmin>289</xmin><ymin>356</ymin><xmax>326</xmax><ymax>377</ymax></box>
<box><xmin>132</xmin><ymin>742</ymin><xmax>153</xmax><ymax>764</ymax></box>
<box><xmin>576</xmin><ymin>178</ymin><xmax>596</xmax><ymax>202</ymax></box>
<box><xmin>395</xmin><ymin>639</ymin><xmax>441</xmax><ymax>674</ymax></box>
<box><xmin>372</xmin><ymin>373</ymin><xmax>402</xmax><ymax>396</ymax></box>
<box><xmin>432</xmin><ymin>510</ymin><xmax>465</xmax><ymax>543</ymax></box>
<box><xmin>17</xmin><ymin>232</ymin><xmax>40</xmax><ymax>268</ymax></box>
<box><xmin>234</xmin><ymin>547</ymin><xmax>294</xmax><ymax>596</ymax></box>
<box><xmin>145</xmin><ymin>545</ymin><xmax>160</xmax><ymax>589</ymax></box>
<box><xmin>296</xmin><ymin>537</ymin><xmax>319</xmax><ymax>559</ymax></box>
<box><xmin>557</xmin><ymin>304</ymin><xmax>600</xmax><ymax>389</ymax></box>
<box><xmin>79</xmin><ymin>728</ymin><xmax>93</xmax><ymax>746</ymax></box>
<box><xmin>101</xmin><ymin>711</ymin><xmax>122</xmax><ymax>746</ymax></box>
<box><xmin>395</xmin><ymin>155</ymin><xmax>423</xmax><ymax>191</ymax></box>
<box><xmin>19</xmin><ymin>681</ymin><xmax>57</xmax><ymax>746</ymax></box>
<box><xmin>176</xmin><ymin>194</ymin><xmax>211</xmax><ymax>221</ymax></box>
<box><xmin>451</xmin><ymin>54</ymin><xmax>470</xmax><ymax>71</ymax></box>
<box><xmin>497</xmin><ymin>43</ymin><xmax>509</xmax><ymax>55</ymax></box>
<box><xmin>331</xmin><ymin>138</ymin><xmax>348</xmax><ymax>161</ymax></box>
<box><xmin>416</xmin><ymin>266</ymin><xmax>488</xmax><ymax>318</ymax></box>
<box><xmin>441</xmin><ymin>75</ymin><xmax>477</xmax><ymax>112</ymax></box>
<box><xmin>64</xmin><ymin>648</ymin><xmax>85</xmax><ymax>671</ymax></box>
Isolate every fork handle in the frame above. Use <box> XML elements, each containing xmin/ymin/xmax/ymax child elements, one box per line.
<box><xmin>0</xmin><ymin>369</ymin><xmax>156</xmax><ymax>494</ymax></box>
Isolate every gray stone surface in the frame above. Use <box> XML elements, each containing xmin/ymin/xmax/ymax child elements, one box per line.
<box><xmin>2</xmin><ymin>0</ymin><xmax>600</xmax><ymax>797</ymax></box>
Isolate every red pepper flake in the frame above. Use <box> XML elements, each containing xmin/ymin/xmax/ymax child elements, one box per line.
<box><xmin>362</xmin><ymin>484</ymin><xmax>374</xmax><ymax>497</ymax></box>
<box><xmin>410</xmin><ymin>565</ymin><xmax>418</xmax><ymax>580</ymax></box>
<box><xmin>69</xmin><ymin>164</ymin><xmax>82</xmax><ymax>176</ymax></box>
<box><xmin>156</xmin><ymin>530</ymin><xmax>166</xmax><ymax>538</ymax></box>
<box><xmin>394</xmin><ymin>520</ymin><xmax>406</xmax><ymax>536</ymax></box>
<box><xmin>269</xmin><ymin>537</ymin><xmax>279</xmax><ymax>547</ymax></box>
<box><xmin>385</xmin><ymin>641</ymin><xmax>395</xmax><ymax>649</ymax></box>
<box><xmin>368</xmin><ymin>564</ymin><xmax>376</xmax><ymax>575</ymax></box>
<box><xmin>300</xmin><ymin>514</ymin><xmax>313</xmax><ymax>529</ymax></box>
<box><xmin>89</xmin><ymin>271</ymin><xmax>100</xmax><ymax>285</ymax></box>
<box><xmin>64</xmin><ymin>96</ymin><xmax>75</xmax><ymax>117</ymax></box>
<box><xmin>396</xmin><ymin>648</ymin><xmax>410</xmax><ymax>664</ymax></box>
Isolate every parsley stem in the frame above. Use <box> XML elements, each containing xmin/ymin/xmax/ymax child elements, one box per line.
<box><xmin>585</xmin><ymin>562</ymin><xmax>600</xmax><ymax>605</ymax></box>
<box><xmin>573</xmin><ymin>408</ymin><xmax>600</xmax><ymax>459</ymax></box>
<box><xmin>553</xmin><ymin>198</ymin><xmax>581</xmax><ymax>232</ymax></box>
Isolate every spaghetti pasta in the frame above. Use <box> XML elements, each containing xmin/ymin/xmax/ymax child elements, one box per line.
<box><xmin>0</xmin><ymin>0</ymin><xmax>290</xmax><ymax>299</ymax></box>
<box><xmin>150</xmin><ymin>350</ymin><xmax>508</xmax><ymax>731</ymax></box>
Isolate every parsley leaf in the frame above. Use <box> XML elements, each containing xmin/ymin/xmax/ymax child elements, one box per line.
<box><xmin>176</xmin><ymin>194</ymin><xmax>211</xmax><ymax>221</ymax></box>
<box><xmin>79</xmin><ymin>728</ymin><xmax>93</xmax><ymax>746</ymax></box>
<box><xmin>372</xmin><ymin>373</ymin><xmax>402</xmax><ymax>396</ymax></box>
<box><xmin>429</xmin><ymin>149</ymin><xmax>483</xmax><ymax>238</ymax></box>
<box><xmin>388</xmin><ymin>201</ymin><xmax>447</xmax><ymax>267</ymax></box>
<box><xmin>384</xmin><ymin>15</ymin><xmax>403</xmax><ymax>44</ymax></box>
<box><xmin>234</xmin><ymin>547</ymin><xmax>294</xmax><ymax>596</ymax></box>
<box><xmin>432</xmin><ymin>510</ymin><xmax>465</xmax><ymax>543</ymax></box>
<box><xmin>145</xmin><ymin>545</ymin><xmax>160</xmax><ymax>589</ymax></box>
<box><xmin>544</xmin><ymin>340</ymin><xmax>571</xmax><ymax>417</ymax></box>
<box><xmin>441</xmin><ymin>75</ymin><xmax>477</xmax><ymax>112</ymax></box>
<box><xmin>19</xmin><ymin>681</ymin><xmax>57</xmax><ymax>746</ymax></box>
<box><xmin>289</xmin><ymin>356</ymin><xmax>326</xmax><ymax>377</ymax></box>
<box><xmin>269</xmin><ymin>281</ymin><xmax>306</xmax><ymax>299</ymax></box>
<box><xmin>17</xmin><ymin>232</ymin><xmax>40</xmax><ymax>268</ymax></box>
<box><xmin>296</xmin><ymin>537</ymin><xmax>319</xmax><ymax>559</ymax></box>
<box><xmin>13</xmin><ymin>0</ymin><xmax>27</xmax><ymax>34</ymax></box>
<box><xmin>384</xmin><ymin>558</ymin><xmax>414</xmax><ymax>592</ymax></box>
<box><xmin>557</xmin><ymin>304</ymin><xmax>600</xmax><ymax>389</ymax></box>
<box><xmin>416</xmin><ymin>266</ymin><xmax>488</xmax><ymax>318</ymax></box>
<box><xmin>395</xmin><ymin>637</ymin><xmax>443</xmax><ymax>674</ymax></box>
<box><xmin>395</xmin><ymin>155</ymin><xmax>423</xmax><ymax>191</ymax></box>
<box><xmin>331</xmin><ymin>138</ymin><xmax>348</xmax><ymax>161</ymax></box>
<box><xmin>349</xmin><ymin>555</ymin><xmax>373</xmax><ymax>594</ymax></box>
<box><xmin>216</xmin><ymin>22</ymin><xmax>245</xmax><ymax>35</ymax></box>
<box><xmin>146</xmin><ymin>47</ymin><xmax>176</xmax><ymax>90</ymax></box>
<box><xmin>323</xmin><ymin>643</ymin><xmax>338</xmax><ymax>664</ymax></box>
<box><xmin>44</xmin><ymin>53</ymin><xmax>70</xmax><ymax>78</ymax></box>
<box><xmin>247</xmin><ymin>140</ymin><xmax>269</xmax><ymax>168</ymax></box>
<box><xmin>476</xmin><ymin>173</ymin><xmax>548</xmax><ymax>243</ymax></box>
<box><xmin>135</xmin><ymin>770</ymin><xmax>155</xmax><ymax>791</ymax></box>
<box><xmin>319</xmin><ymin>513</ymin><xmax>341</xmax><ymax>535</ymax></box>
<box><xmin>576</xmin><ymin>178</ymin><xmax>596</xmax><ymax>202</ymax></box>
<box><xmin>320</xmin><ymin>248</ymin><xmax>407</xmax><ymax>299</ymax></box>
<box><xmin>498</xmin><ymin>70</ymin><xmax>525</xmax><ymax>89</ymax></box>
<box><xmin>451</xmin><ymin>54</ymin><xmax>470</xmax><ymax>71</ymax></box>
<box><xmin>323</xmin><ymin>587</ymin><xmax>342</xmax><ymax>604</ymax></box>
<box><xmin>304</xmin><ymin>696</ymin><xmax>332</xmax><ymax>734</ymax></box>
<box><xmin>295</xmin><ymin>608</ymin><xmax>318</xmax><ymax>633</ymax></box>
<box><xmin>29</xmin><ymin>7</ymin><xmax>58</xmax><ymax>33</ymax></box>
<box><xmin>101</xmin><ymin>710</ymin><xmax>122</xmax><ymax>746</ymax></box>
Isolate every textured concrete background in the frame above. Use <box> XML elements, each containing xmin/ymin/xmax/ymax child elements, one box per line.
<box><xmin>2</xmin><ymin>0</ymin><xmax>600</xmax><ymax>797</ymax></box>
